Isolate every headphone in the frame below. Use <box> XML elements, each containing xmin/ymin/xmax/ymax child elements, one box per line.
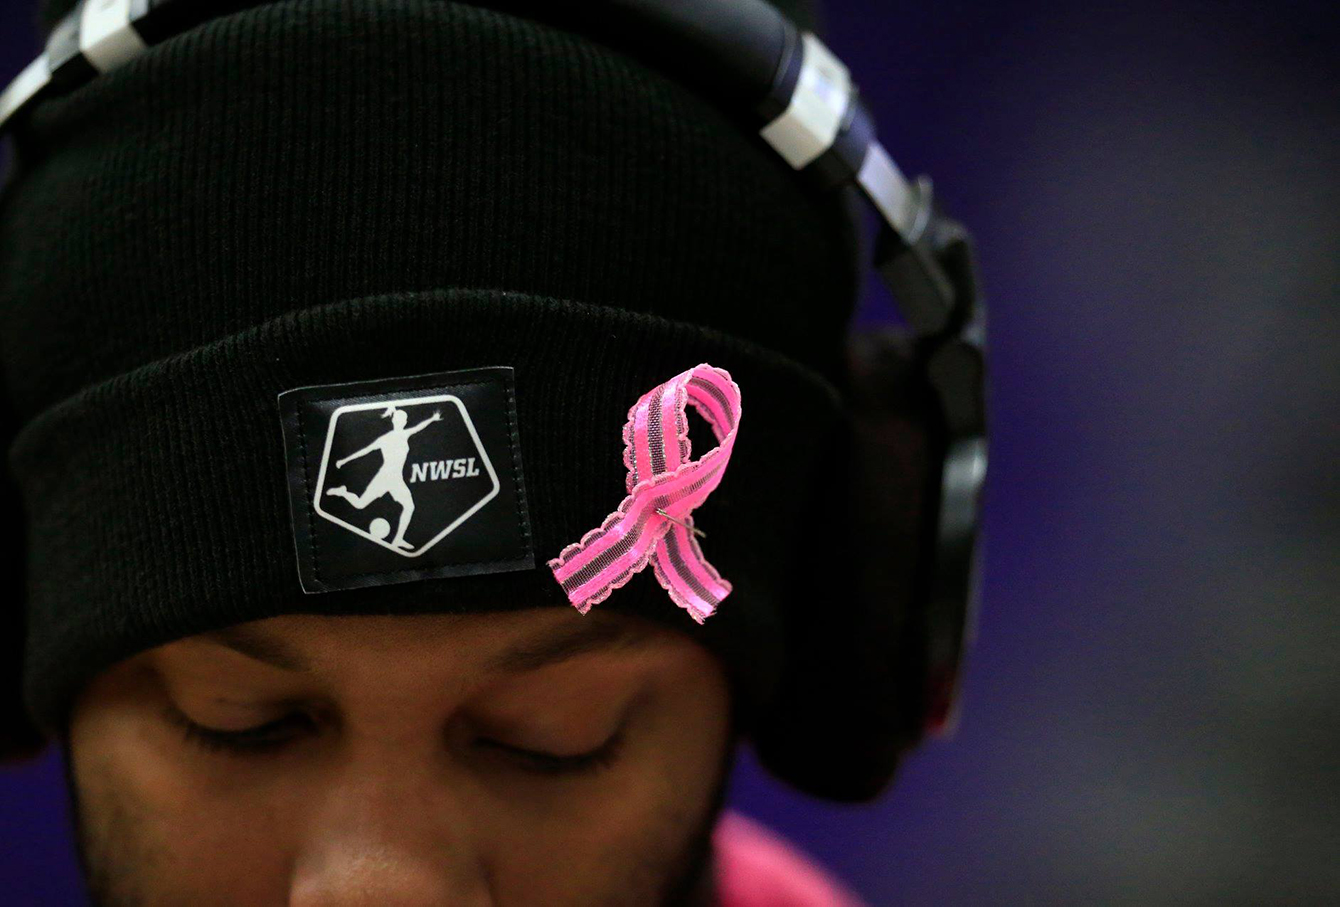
<box><xmin>0</xmin><ymin>0</ymin><xmax>986</xmax><ymax>799</ymax></box>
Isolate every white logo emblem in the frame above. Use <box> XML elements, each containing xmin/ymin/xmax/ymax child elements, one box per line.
<box><xmin>312</xmin><ymin>394</ymin><xmax>500</xmax><ymax>558</ymax></box>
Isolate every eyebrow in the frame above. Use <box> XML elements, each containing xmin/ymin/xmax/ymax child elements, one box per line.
<box><xmin>200</xmin><ymin>626</ymin><xmax>310</xmax><ymax>672</ymax></box>
<box><xmin>200</xmin><ymin>617</ymin><xmax>656</xmax><ymax>675</ymax></box>
<box><xmin>485</xmin><ymin>618</ymin><xmax>657</xmax><ymax>673</ymax></box>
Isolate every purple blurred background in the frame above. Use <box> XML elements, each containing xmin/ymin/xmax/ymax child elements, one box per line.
<box><xmin>3</xmin><ymin>1</ymin><xmax>1336</xmax><ymax>904</ymax></box>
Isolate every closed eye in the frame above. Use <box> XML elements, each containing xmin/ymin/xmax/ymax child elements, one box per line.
<box><xmin>164</xmin><ymin>702</ymin><xmax>625</xmax><ymax>776</ymax></box>
<box><xmin>163</xmin><ymin>704</ymin><xmax>315</xmax><ymax>755</ymax></box>
<box><xmin>473</xmin><ymin>731</ymin><xmax>625</xmax><ymax>776</ymax></box>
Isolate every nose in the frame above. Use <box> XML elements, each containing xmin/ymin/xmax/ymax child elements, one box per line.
<box><xmin>287</xmin><ymin>756</ymin><xmax>491</xmax><ymax>907</ymax></box>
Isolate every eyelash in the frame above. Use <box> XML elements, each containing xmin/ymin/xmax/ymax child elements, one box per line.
<box><xmin>473</xmin><ymin>730</ymin><xmax>625</xmax><ymax>776</ymax></box>
<box><xmin>163</xmin><ymin>704</ymin><xmax>311</xmax><ymax>755</ymax></box>
<box><xmin>162</xmin><ymin>704</ymin><xmax>625</xmax><ymax>776</ymax></box>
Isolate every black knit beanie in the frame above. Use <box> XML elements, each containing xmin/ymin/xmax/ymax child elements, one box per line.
<box><xmin>0</xmin><ymin>0</ymin><xmax>871</xmax><ymax>787</ymax></box>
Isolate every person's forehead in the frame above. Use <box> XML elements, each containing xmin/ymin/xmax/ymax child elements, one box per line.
<box><xmin>159</xmin><ymin>608</ymin><xmax>675</xmax><ymax>677</ymax></box>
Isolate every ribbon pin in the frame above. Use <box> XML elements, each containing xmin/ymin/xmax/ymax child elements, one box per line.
<box><xmin>547</xmin><ymin>363</ymin><xmax>742</xmax><ymax>623</ymax></box>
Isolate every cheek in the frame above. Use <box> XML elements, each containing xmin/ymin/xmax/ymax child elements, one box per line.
<box><xmin>69</xmin><ymin>686</ymin><xmax>298</xmax><ymax>904</ymax></box>
<box><xmin>486</xmin><ymin>646</ymin><xmax>733</xmax><ymax>903</ymax></box>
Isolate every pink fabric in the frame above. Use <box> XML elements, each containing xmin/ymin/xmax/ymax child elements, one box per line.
<box><xmin>714</xmin><ymin>811</ymin><xmax>868</xmax><ymax>907</ymax></box>
<box><xmin>548</xmin><ymin>363</ymin><xmax>742</xmax><ymax>623</ymax></box>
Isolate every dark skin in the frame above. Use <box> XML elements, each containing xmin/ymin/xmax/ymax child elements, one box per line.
<box><xmin>64</xmin><ymin>608</ymin><xmax>735</xmax><ymax>906</ymax></box>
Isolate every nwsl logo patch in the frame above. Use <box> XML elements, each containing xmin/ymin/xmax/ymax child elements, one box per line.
<box><xmin>278</xmin><ymin>367</ymin><xmax>534</xmax><ymax>593</ymax></box>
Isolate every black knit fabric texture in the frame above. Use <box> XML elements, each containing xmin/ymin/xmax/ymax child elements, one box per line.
<box><xmin>35</xmin><ymin>0</ymin><xmax>827</xmax><ymax>38</ymax></box>
<box><xmin>0</xmin><ymin>0</ymin><xmax>864</xmax><ymax>767</ymax></box>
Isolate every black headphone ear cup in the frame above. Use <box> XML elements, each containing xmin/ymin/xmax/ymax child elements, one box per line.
<box><xmin>749</xmin><ymin>334</ymin><xmax>933</xmax><ymax>801</ymax></box>
<box><xmin>846</xmin><ymin>332</ymin><xmax>940</xmax><ymax>744</ymax></box>
<box><xmin>749</xmin><ymin>415</ymin><xmax>899</xmax><ymax>801</ymax></box>
<box><xmin>1</xmin><ymin>396</ymin><xmax>47</xmax><ymax>763</ymax></box>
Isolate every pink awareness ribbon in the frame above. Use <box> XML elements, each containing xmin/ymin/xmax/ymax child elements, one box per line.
<box><xmin>547</xmin><ymin>363</ymin><xmax>742</xmax><ymax>623</ymax></box>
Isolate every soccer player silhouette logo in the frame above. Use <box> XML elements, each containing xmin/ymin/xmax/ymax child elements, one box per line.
<box><xmin>280</xmin><ymin>376</ymin><xmax>512</xmax><ymax>588</ymax></box>
<box><xmin>325</xmin><ymin>405</ymin><xmax>441</xmax><ymax>550</ymax></box>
